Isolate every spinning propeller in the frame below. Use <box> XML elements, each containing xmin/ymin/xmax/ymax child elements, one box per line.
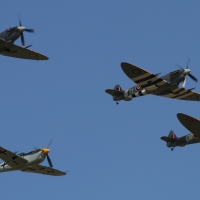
<box><xmin>18</xmin><ymin>16</ymin><xmax>34</xmax><ymax>47</ymax></box>
<box><xmin>36</xmin><ymin>140</ymin><xmax>53</xmax><ymax>168</ymax></box>
<box><xmin>175</xmin><ymin>58</ymin><xmax>198</xmax><ymax>88</ymax></box>
<box><xmin>46</xmin><ymin>140</ymin><xmax>53</xmax><ymax>168</ymax></box>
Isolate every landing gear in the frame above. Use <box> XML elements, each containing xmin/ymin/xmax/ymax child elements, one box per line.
<box><xmin>171</xmin><ymin>148</ymin><xmax>174</xmax><ymax>151</ymax></box>
<box><xmin>116</xmin><ymin>101</ymin><xmax>120</xmax><ymax>105</ymax></box>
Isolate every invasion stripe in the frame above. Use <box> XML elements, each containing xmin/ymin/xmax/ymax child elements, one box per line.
<box><xmin>172</xmin><ymin>90</ymin><xmax>188</xmax><ymax>98</ymax></box>
<box><xmin>155</xmin><ymin>80</ymin><xmax>168</xmax><ymax>86</ymax></box>
<box><xmin>135</xmin><ymin>92</ymin><xmax>140</xmax><ymax>97</ymax></box>
<box><xmin>174</xmin><ymin>88</ymin><xmax>185</xmax><ymax>94</ymax></box>
<box><xmin>140</xmin><ymin>80</ymin><xmax>169</xmax><ymax>88</ymax></box>
<box><xmin>173</xmin><ymin>90</ymin><xmax>191</xmax><ymax>98</ymax></box>
<box><xmin>132</xmin><ymin>73</ymin><xmax>152</xmax><ymax>81</ymax></box>
<box><xmin>139</xmin><ymin>91</ymin><xmax>144</xmax><ymax>96</ymax></box>
<box><xmin>137</xmin><ymin>76</ymin><xmax>159</xmax><ymax>87</ymax></box>
<box><xmin>135</xmin><ymin>74</ymin><xmax>156</xmax><ymax>84</ymax></box>
<box><xmin>171</xmin><ymin>88</ymin><xmax>182</xmax><ymax>93</ymax></box>
<box><xmin>177</xmin><ymin>92</ymin><xmax>193</xmax><ymax>99</ymax></box>
<box><xmin>163</xmin><ymin>93</ymin><xmax>176</xmax><ymax>98</ymax></box>
<box><xmin>132</xmin><ymin>94</ymin><xmax>136</xmax><ymax>97</ymax></box>
<box><xmin>153</xmin><ymin>78</ymin><xmax>164</xmax><ymax>84</ymax></box>
<box><xmin>163</xmin><ymin>88</ymin><xmax>186</xmax><ymax>98</ymax></box>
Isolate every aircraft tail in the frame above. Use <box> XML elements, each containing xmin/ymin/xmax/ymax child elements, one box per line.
<box><xmin>105</xmin><ymin>84</ymin><xmax>123</xmax><ymax>95</ymax></box>
<box><xmin>160</xmin><ymin>130</ymin><xmax>178</xmax><ymax>143</ymax></box>
<box><xmin>113</xmin><ymin>84</ymin><xmax>123</xmax><ymax>92</ymax></box>
<box><xmin>105</xmin><ymin>84</ymin><xmax>124</xmax><ymax>100</ymax></box>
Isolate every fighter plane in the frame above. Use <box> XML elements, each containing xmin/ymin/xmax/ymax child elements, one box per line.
<box><xmin>0</xmin><ymin>18</ymin><xmax>48</xmax><ymax>60</ymax></box>
<box><xmin>105</xmin><ymin>61</ymin><xmax>199</xmax><ymax>104</ymax></box>
<box><xmin>0</xmin><ymin>146</ymin><xmax>66</xmax><ymax>176</ymax></box>
<box><xmin>161</xmin><ymin>113</ymin><xmax>200</xmax><ymax>151</ymax></box>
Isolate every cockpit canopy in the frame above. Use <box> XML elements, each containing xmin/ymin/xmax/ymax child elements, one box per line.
<box><xmin>18</xmin><ymin>149</ymin><xmax>41</xmax><ymax>156</ymax></box>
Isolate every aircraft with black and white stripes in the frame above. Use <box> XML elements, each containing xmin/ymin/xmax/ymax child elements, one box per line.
<box><xmin>161</xmin><ymin>113</ymin><xmax>200</xmax><ymax>151</ymax></box>
<box><xmin>105</xmin><ymin>61</ymin><xmax>199</xmax><ymax>104</ymax></box>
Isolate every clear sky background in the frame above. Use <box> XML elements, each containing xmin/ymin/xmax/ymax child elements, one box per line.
<box><xmin>0</xmin><ymin>1</ymin><xmax>200</xmax><ymax>199</ymax></box>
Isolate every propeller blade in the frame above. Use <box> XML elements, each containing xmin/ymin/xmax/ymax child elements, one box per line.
<box><xmin>18</xmin><ymin>14</ymin><xmax>22</xmax><ymax>26</ymax></box>
<box><xmin>25</xmin><ymin>28</ymin><xmax>34</xmax><ymax>33</ymax></box>
<box><xmin>182</xmin><ymin>76</ymin><xmax>187</xmax><ymax>88</ymax></box>
<box><xmin>188</xmin><ymin>73</ymin><xmax>198</xmax><ymax>82</ymax></box>
<box><xmin>186</xmin><ymin>58</ymin><xmax>191</xmax><ymax>69</ymax></box>
<box><xmin>175</xmin><ymin>62</ymin><xmax>184</xmax><ymax>70</ymax></box>
<box><xmin>47</xmin><ymin>139</ymin><xmax>53</xmax><ymax>148</ymax></box>
<box><xmin>21</xmin><ymin>33</ymin><xmax>25</xmax><ymax>46</ymax></box>
<box><xmin>47</xmin><ymin>154</ymin><xmax>53</xmax><ymax>168</ymax></box>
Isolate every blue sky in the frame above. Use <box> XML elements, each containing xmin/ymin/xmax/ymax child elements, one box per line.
<box><xmin>0</xmin><ymin>1</ymin><xmax>200</xmax><ymax>199</ymax></box>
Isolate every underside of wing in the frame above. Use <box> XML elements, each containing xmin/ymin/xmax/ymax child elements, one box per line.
<box><xmin>177</xmin><ymin>113</ymin><xmax>200</xmax><ymax>137</ymax></box>
<box><xmin>121</xmin><ymin>62</ymin><xmax>169</xmax><ymax>88</ymax></box>
<box><xmin>0</xmin><ymin>146</ymin><xmax>28</xmax><ymax>167</ymax></box>
<box><xmin>22</xmin><ymin>164</ymin><xmax>66</xmax><ymax>176</ymax></box>
<box><xmin>153</xmin><ymin>86</ymin><xmax>200</xmax><ymax>101</ymax></box>
<box><xmin>0</xmin><ymin>44</ymin><xmax>48</xmax><ymax>60</ymax></box>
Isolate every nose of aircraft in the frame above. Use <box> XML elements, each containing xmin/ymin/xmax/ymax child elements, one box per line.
<box><xmin>17</xmin><ymin>26</ymin><xmax>26</xmax><ymax>32</ymax></box>
<box><xmin>183</xmin><ymin>69</ymin><xmax>191</xmax><ymax>75</ymax></box>
<box><xmin>42</xmin><ymin>148</ymin><xmax>50</xmax><ymax>155</ymax></box>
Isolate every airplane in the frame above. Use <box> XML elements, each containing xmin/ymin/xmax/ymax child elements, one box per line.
<box><xmin>105</xmin><ymin>61</ymin><xmax>200</xmax><ymax>104</ymax></box>
<box><xmin>161</xmin><ymin>113</ymin><xmax>200</xmax><ymax>151</ymax></box>
<box><xmin>0</xmin><ymin>145</ymin><xmax>66</xmax><ymax>176</ymax></box>
<box><xmin>0</xmin><ymin>18</ymin><xmax>48</xmax><ymax>60</ymax></box>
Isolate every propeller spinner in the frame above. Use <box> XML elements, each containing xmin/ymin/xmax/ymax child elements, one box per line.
<box><xmin>42</xmin><ymin>148</ymin><xmax>53</xmax><ymax>168</ymax></box>
<box><xmin>175</xmin><ymin>59</ymin><xmax>198</xmax><ymax>88</ymax></box>
<box><xmin>18</xmin><ymin>16</ymin><xmax>34</xmax><ymax>46</ymax></box>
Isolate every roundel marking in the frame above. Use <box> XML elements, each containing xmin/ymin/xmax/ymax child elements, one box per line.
<box><xmin>132</xmin><ymin>69</ymin><xmax>140</xmax><ymax>74</ymax></box>
<box><xmin>185</xmin><ymin>118</ymin><xmax>193</xmax><ymax>123</ymax></box>
<box><xmin>136</xmin><ymin>85</ymin><xmax>142</xmax><ymax>91</ymax></box>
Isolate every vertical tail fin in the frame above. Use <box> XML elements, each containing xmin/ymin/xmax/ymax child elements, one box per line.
<box><xmin>168</xmin><ymin>130</ymin><xmax>178</xmax><ymax>139</ymax></box>
<box><xmin>105</xmin><ymin>84</ymin><xmax>124</xmax><ymax>104</ymax></box>
<box><xmin>114</xmin><ymin>84</ymin><xmax>123</xmax><ymax>92</ymax></box>
<box><xmin>160</xmin><ymin>130</ymin><xmax>178</xmax><ymax>145</ymax></box>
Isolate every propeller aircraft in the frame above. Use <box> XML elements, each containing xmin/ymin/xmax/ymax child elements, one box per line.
<box><xmin>161</xmin><ymin>113</ymin><xmax>200</xmax><ymax>151</ymax></box>
<box><xmin>0</xmin><ymin>146</ymin><xmax>66</xmax><ymax>176</ymax></box>
<box><xmin>105</xmin><ymin>61</ymin><xmax>199</xmax><ymax>104</ymax></box>
<box><xmin>0</xmin><ymin>18</ymin><xmax>48</xmax><ymax>60</ymax></box>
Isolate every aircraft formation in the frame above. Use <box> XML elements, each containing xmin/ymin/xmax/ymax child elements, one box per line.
<box><xmin>105</xmin><ymin>61</ymin><xmax>200</xmax><ymax>151</ymax></box>
<box><xmin>0</xmin><ymin>18</ymin><xmax>65</xmax><ymax>176</ymax></box>
<box><xmin>1</xmin><ymin>16</ymin><xmax>200</xmax><ymax>177</ymax></box>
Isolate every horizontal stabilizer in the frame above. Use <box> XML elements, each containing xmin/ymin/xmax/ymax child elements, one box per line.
<box><xmin>160</xmin><ymin>136</ymin><xmax>177</xmax><ymax>143</ymax></box>
<box><xmin>105</xmin><ymin>89</ymin><xmax>123</xmax><ymax>96</ymax></box>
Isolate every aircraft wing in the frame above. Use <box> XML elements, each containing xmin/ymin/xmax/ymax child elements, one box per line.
<box><xmin>0</xmin><ymin>146</ymin><xmax>28</xmax><ymax>167</ymax></box>
<box><xmin>0</xmin><ymin>44</ymin><xmax>48</xmax><ymax>60</ymax></box>
<box><xmin>153</xmin><ymin>85</ymin><xmax>200</xmax><ymax>101</ymax></box>
<box><xmin>22</xmin><ymin>164</ymin><xmax>66</xmax><ymax>176</ymax></box>
<box><xmin>121</xmin><ymin>62</ymin><xmax>169</xmax><ymax>88</ymax></box>
<box><xmin>177</xmin><ymin>113</ymin><xmax>200</xmax><ymax>137</ymax></box>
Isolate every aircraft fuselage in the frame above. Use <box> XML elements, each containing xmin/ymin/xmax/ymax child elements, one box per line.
<box><xmin>167</xmin><ymin>133</ymin><xmax>200</xmax><ymax>148</ymax></box>
<box><xmin>0</xmin><ymin>150</ymin><xmax>46</xmax><ymax>173</ymax></box>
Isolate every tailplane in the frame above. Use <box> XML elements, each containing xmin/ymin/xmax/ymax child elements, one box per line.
<box><xmin>160</xmin><ymin>130</ymin><xmax>178</xmax><ymax>151</ymax></box>
<box><xmin>105</xmin><ymin>84</ymin><xmax>124</xmax><ymax>104</ymax></box>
